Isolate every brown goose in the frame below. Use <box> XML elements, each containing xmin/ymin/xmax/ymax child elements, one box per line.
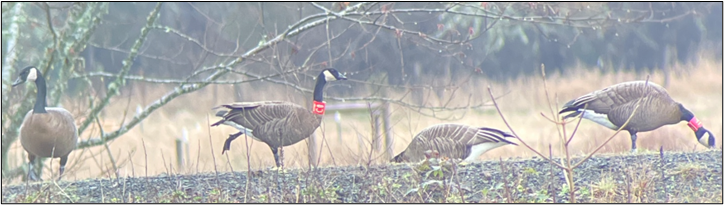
<box><xmin>211</xmin><ymin>68</ymin><xmax>347</xmax><ymax>167</ymax></box>
<box><xmin>391</xmin><ymin>124</ymin><xmax>518</xmax><ymax>163</ymax></box>
<box><xmin>12</xmin><ymin>66</ymin><xmax>78</xmax><ymax>181</ymax></box>
<box><xmin>559</xmin><ymin>81</ymin><xmax>715</xmax><ymax>152</ymax></box>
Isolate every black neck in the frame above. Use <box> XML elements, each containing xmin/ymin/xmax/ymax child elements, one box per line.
<box><xmin>679</xmin><ymin>104</ymin><xmax>694</xmax><ymax>121</ymax></box>
<box><xmin>313</xmin><ymin>73</ymin><xmax>327</xmax><ymax>102</ymax></box>
<box><xmin>32</xmin><ymin>72</ymin><xmax>48</xmax><ymax>113</ymax></box>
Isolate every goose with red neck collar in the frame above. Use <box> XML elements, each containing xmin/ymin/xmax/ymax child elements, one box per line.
<box><xmin>211</xmin><ymin>68</ymin><xmax>347</xmax><ymax>168</ymax></box>
<box><xmin>12</xmin><ymin>66</ymin><xmax>79</xmax><ymax>181</ymax></box>
<box><xmin>559</xmin><ymin>81</ymin><xmax>716</xmax><ymax>152</ymax></box>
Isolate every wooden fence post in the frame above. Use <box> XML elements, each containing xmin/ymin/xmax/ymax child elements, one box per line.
<box><xmin>175</xmin><ymin>138</ymin><xmax>184</xmax><ymax>170</ymax></box>
<box><xmin>373</xmin><ymin>108</ymin><xmax>382</xmax><ymax>151</ymax></box>
<box><xmin>382</xmin><ymin>102</ymin><xmax>394</xmax><ymax>159</ymax></box>
<box><xmin>324</xmin><ymin>102</ymin><xmax>385</xmax><ymax>163</ymax></box>
<box><xmin>335</xmin><ymin>111</ymin><xmax>343</xmax><ymax>142</ymax></box>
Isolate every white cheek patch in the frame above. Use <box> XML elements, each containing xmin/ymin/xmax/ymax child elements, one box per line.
<box><xmin>579</xmin><ymin>109</ymin><xmax>619</xmax><ymax>130</ymax></box>
<box><xmin>699</xmin><ymin>132</ymin><xmax>710</xmax><ymax>147</ymax></box>
<box><xmin>323</xmin><ymin>70</ymin><xmax>336</xmax><ymax>81</ymax></box>
<box><xmin>27</xmin><ymin>68</ymin><xmax>38</xmax><ymax>82</ymax></box>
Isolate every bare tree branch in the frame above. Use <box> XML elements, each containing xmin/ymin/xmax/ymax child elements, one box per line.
<box><xmin>77</xmin><ymin>2</ymin><xmax>372</xmax><ymax>148</ymax></box>
<box><xmin>77</xmin><ymin>2</ymin><xmax>164</xmax><ymax>134</ymax></box>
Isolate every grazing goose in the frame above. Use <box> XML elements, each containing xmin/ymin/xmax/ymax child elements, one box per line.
<box><xmin>12</xmin><ymin>66</ymin><xmax>78</xmax><ymax>181</ymax></box>
<box><xmin>391</xmin><ymin>124</ymin><xmax>518</xmax><ymax>163</ymax></box>
<box><xmin>558</xmin><ymin>81</ymin><xmax>716</xmax><ymax>152</ymax></box>
<box><xmin>211</xmin><ymin>68</ymin><xmax>347</xmax><ymax>167</ymax></box>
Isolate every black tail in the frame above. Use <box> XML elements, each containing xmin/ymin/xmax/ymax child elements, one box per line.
<box><xmin>210</xmin><ymin>119</ymin><xmax>225</xmax><ymax>127</ymax></box>
<box><xmin>391</xmin><ymin>152</ymin><xmax>405</xmax><ymax>163</ymax></box>
<box><xmin>210</xmin><ymin>110</ymin><xmax>228</xmax><ymax>127</ymax></box>
<box><xmin>478</xmin><ymin>127</ymin><xmax>519</xmax><ymax>146</ymax></box>
<box><xmin>558</xmin><ymin>99</ymin><xmax>583</xmax><ymax>119</ymax></box>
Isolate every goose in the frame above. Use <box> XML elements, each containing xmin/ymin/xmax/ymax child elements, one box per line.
<box><xmin>12</xmin><ymin>66</ymin><xmax>78</xmax><ymax>181</ymax></box>
<box><xmin>558</xmin><ymin>81</ymin><xmax>716</xmax><ymax>152</ymax></box>
<box><xmin>211</xmin><ymin>68</ymin><xmax>347</xmax><ymax>167</ymax></box>
<box><xmin>391</xmin><ymin>124</ymin><xmax>518</xmax><ymax>163</ymax></box>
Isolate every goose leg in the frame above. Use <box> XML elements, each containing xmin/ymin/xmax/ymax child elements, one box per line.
<box><xmin>27</xmin><ymin>154</ymin><xmax>39</xmax><ymax>181</ymax></box>
<box><xmin>279</xmin><ymin>146</ymin><xmax>285</xmax><ymax>168</ymax></box>
<box><xmin>629</xmin><ymin>131</ymin><xmax>638</xmax><ymax>153</ymax></box>
<box><xmin>222</xmin><ymin>132</ymin><xmax>244</xmax><ymax>155</ymax></box>
<box><xmin>58</xmin><ymin>155</ymin><xmax>68</xmax><ymax>181</ymax></box>
<box><xmin>270</xmin><ymin>147</ymin><xmax>281</xmax><ymax>167</ymax></box>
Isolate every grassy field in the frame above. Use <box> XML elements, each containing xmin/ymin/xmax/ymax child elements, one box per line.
<box><xmin>2</xmin><ymin>56</ymin><xmax>721</xmax><ymax>184</ymax></box>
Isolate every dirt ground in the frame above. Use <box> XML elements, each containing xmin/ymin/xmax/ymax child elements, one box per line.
<box><xmin>2</xmin><ymin>150</ymin><xmax>721</xmax><ymax>203</ymax></box>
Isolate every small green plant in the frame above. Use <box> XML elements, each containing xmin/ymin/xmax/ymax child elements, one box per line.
<box><xmin>323</xmin><ymin>186</ymin><xmax>341</xmax><ymax>202</ymax></box>
<box><xmin>255</xmin><ymin>194</ymin><xmax>268</xmax><ymax>203</ymax></box>
<box><xmin>558</xmin><ymin>184</ymin><xmax>570</xmax><ymax>199</ymax></box>
<box><xmin>401</xmin><ymin>172</ymin><xmax>413</xmax><ymax>181</ymax></box>
<box><xmin>172</xmin><ymin>190</ymin><xmax>186</xmax><ymax>202</ymax></box>
<box><xmin>481</xmin><ymin>187</ymin><xmax>490</xmax><ymax>197</ymax></box>
<box><xmin>516</xmin><ymin>184</ymin><xmax>526</xmax><ymax>194</ymax></box>
<box><xmin>391</xmin><ymin>183</ymin><xmax>402</xmax><ymax>190</ymax></box>
<box><xmin>23</xmin><ymin>192</ymin><xmax>41</xmax><ymax>203</ymax></box>
<box><xmin>445</xmin><ymin>194</ymin><xmax>463</xmax><ymax>203</ymax></box>
<box><xmin>192</xmin><ymin>196</ymin><xmax>202</xmax><ymax>201</ymax></box>
<box><xmin>579</xmin><ymin>186</ymin><xmax>591</xmax><ymax>201</ymax></box>
<box><xmin>591</xmin><ymin>176</ymin><xmax>617</xmax><ymax>199</ymax></box>
<box><xmin>531</xmin><ymin>189</ymin><xmax>550</xmax><ymax>203</ymax></box>
<box><xmin>523</xmin><ymin>167</ymin><xmax>538</xmax><ymax>176</ymax></box>
<box><xmin>207</xmin><ymin>188</ymin><xmax>221</xmax><ymax>203</ymax></box>
<box><xmin>301</xmin><ymin>185</ymin><xmax>340</xmax><ymax>202</ymax></box>
<box><xmin>134</xmin><ymin>196</ymin><xmax>144</xmax><ymax>203</ymax></box>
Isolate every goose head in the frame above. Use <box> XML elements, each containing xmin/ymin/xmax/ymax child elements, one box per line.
<box><xmin>680</xmin><ymin>105</ymin><xmax>716</xmax><ymax>148</ymax></box>
<box><xmin>321</xmin><ymin>68</ymin><xmax>347</xmax><ymax>82</ymax></box>
<box><xmin>12</xmin><ymin>66</ymin><xmax>39</xmax><ymax>87</ymax></box>
<box><xmin>695</xmin><ymin>128</ymin><xmax>716</xmax><ymax>148</ymax></box>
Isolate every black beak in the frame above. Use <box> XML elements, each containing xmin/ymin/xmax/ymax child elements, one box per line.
<box><xmin>338</xmin><ymin>73</ymin><xmax>348</xmax><ymax>80</ymax></box>
<box><xmin>11</xmin><ymin>78</ymin><xmax>24</xmax><ymax>87</ymax></box>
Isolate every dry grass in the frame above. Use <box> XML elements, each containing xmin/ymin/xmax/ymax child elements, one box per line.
<box><xmin>3</xmin><ymin>57</ymin><xmax>721</xmax><ymax>184</ymax></box>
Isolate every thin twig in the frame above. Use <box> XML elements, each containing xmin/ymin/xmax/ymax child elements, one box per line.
<box><xmin>243</xmin><ymin>128</ymin><xmax>252</xmax><ymax>203</ymax></box>
<box><xmin>549</xmin><ymin>144</ymin><xmax>557</xmax><ymax>203</ymax></box>
<box><xmin>486</xmin><ymin>87</ymin><xmax>565</xmax><ymax>169</ymax></box>
<box><xmin>499</xmin><ymin>157</ymin><xmax>512</xmax><ymax>203</ymax></box>
<box><xmin>77</xmin><ymin>2</ymin><xmax>164</xmax><ymax>134</ymax></box>
<box><xmin>141</xmin><ymin>138</ymin><xmax>148</xmax><ymax>183</ymax></box>
<box><xmin>206</xmin><ymin>114</ymin><xmax>220</xmax><ymax>188</ymax></box>
<box><xmin>659</xmin><ymin>146</ymin><xmax>668</xmax><ymax>203</ymax></box>
<box><xmin>540</xmin><ymin>63</ymin><xmax>576</xmax><ymax>203</ymax></box>
<box><xmin>565</xmin><ymin>104</ymin><xmax>587</xmax><ymax>146</ymax></box>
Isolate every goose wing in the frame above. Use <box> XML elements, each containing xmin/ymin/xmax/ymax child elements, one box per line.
<box><xmin>560</xmin><ymin>81</ymin><xmax>671</xmax><ymax>117</ymax></box>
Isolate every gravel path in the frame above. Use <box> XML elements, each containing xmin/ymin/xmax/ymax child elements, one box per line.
<box><xmin>2</xmin><ymin>150</ymin><xmax>722</xmax><ymax>203</ymax></box>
